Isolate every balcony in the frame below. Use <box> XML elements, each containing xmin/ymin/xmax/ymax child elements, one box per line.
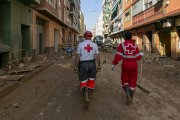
<box><xmin>66</xmin><ymin>0</ymin><xmax>70</xmax><ymax>10</ymax></box>
<box><xmin>38</xmin><ymin>0</ymin><xmax>58</xmax><ymax>16</ymax></box>
<box><xmin>66</xmin><ymin>18</ymin><xmax>71</xmax><ymax>26</ymax></box>
<box><xmin>132</xmin><ymin>3</ymin><xmax>163</xmax><ymax>28</ymax></box>
<box><xmin>69</xmin><ymin>10</ymin><xmax>75</xmax><ymax>14</ymax></box>
<box><xmin>70</xmin><ymin>23</ymin><xmax>80</xmax><ymax>33</ymax></box>
<box><xmin>37</xmin><ymin>0</ymin><xmax>68</xmax><ymax>27</ymax></box>
<box><xmin>20</xmin><ymin>0</ymin><xmax>40</xmax><ymax>4</ymax></box>
<box><xmin>112</xmin><ymin>25</ymin><xmax>118</xmax><ymax>33</ymax></box>
<box><xmin>111</xmin><ymin>0</ymin><xmax>119</xmax><ymax>10</ymax></box>
<box><xmin>69</xmin><ymin>0</ymin><xmax>75</xmax><ymax>3</ymax></box>
<box><xmin>103</xmin><ymin>28</ymin><xmax>109</xmax><ymax>35</ymax></box>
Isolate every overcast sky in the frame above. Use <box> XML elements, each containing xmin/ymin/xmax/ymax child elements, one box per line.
<box><xmin>80</xmin><ymin>0</ymin><xmax>103</xmax><ymax>31</ymax></box>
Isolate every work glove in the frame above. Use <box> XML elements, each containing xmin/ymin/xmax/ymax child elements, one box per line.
<box><xmin>74</xmin><ymin>66</ymin><xmax>78</xmax><ymax>73</ymax></box>
<box><xmin>97</xmin><ymin>66</ymin><xmax>101</xmax><ymax>72</ymax></box>
<box><xmin>111</xmin><ymin>65</ymin><xmax>115</xmax><ymax>71</ymax></box>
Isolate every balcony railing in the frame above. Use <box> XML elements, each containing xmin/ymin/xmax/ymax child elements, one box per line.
<box><xmin>70</xmin><ymin>23</ymin><xmax>80</xmax><ymax>33</ymax></box>
<box><xmin>112</xmin><ymin>26</ymin><xmax>118</xmax><ymax>32</ymax></box>
<box><xmin>104</xmin><ymin>29</ymin><xmax>109</xmax><ymax>34</ymax></box>
<box><xmin>132</xmin><ymin>3</ymin><xmax>163</xmax><ymax>27</ymax></box>
<box><xmin>66</xmin><ymin>18</ymin><xmax>71</xmax><ymax>26</ymax></box>
<box><xmin>38</xmin><ymin>0</ymin><xmax>58</xmax><ymax>18</ymax></box>
<box><xmin>69</xmin><ymin>0</ymin><xmax>75</xmax><ymax>3</ymax></box>
<box><xmin>37</xmin><ymin>0</ymin><xmax>70</xmax><ymax>27</ymax></box>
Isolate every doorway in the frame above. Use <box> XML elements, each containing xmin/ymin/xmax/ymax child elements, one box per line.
<box><xmin>39</xmin><ymin>33</ymin><xmax>43</xmax><ymax>54</ymax></box>
<box><xmin>36</xmin><ymin>19</ymin><xmax>45</xmax><ymax>54</ymax></box>
<box><xmin>54</xmin><ymin>29</ymin><xmax>59</xmax><ymax>52</ymax></box>
<box><xmin>158</xmin><ymin>29</ymin><xmax>171</xmax><ymax>56</ymax></box>
<box><xmin>21</xmin><ymin>24</ymin><xmax>30</xmax><ymax>57</ymax></box>
<box><xmin>146</xmin><ymin>31</ymin><xmax>153</xmax><ymax>53</ymax></box>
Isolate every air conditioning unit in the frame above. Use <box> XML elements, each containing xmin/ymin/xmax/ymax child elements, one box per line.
<box><xmin>163</xmin><ymin>19</ymin><xmax>172</xmax><ymax>27</ymax></box>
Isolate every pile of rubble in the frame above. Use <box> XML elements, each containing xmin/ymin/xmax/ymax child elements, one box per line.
<box><xmin>36</xmin><ymin>53</ymin><xmax>65</xmax><ymax>64</ymax></box>
<box><xmin>142</xmin><ymin>53</ymin><xmax>180</xmax><ymax>79</ymax></box>
<box><xmin>0</xmin><ymin>52</ymin><xmax>67</xmax><ymax>98</ymax></box>
<box><xmin>143</xmin><ymin>53</ymin><xmax>170</xmax><ymax>65</ymax></box>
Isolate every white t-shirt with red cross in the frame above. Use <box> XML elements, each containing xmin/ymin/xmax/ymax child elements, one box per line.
<box><xmin>77</xmin><ymin>39</ymin><xmax>99</xmax><ymax>61</ymax></box>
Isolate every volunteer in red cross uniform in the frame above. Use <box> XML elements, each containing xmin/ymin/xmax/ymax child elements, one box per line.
<box><xmin>74</xmin><ymin>31</ymin><xmax>101</xmax><ymax>94</ymax></box>
<box><xmin>112</xmin><ymin>32</ymin><xmax>144</xmax><ymax>105</ymax></box>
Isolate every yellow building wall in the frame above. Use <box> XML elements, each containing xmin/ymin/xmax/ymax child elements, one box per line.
<box><xmin>32</xmin><ymin>10</ymin><xmax>62</xmax><ymax>49</ymax></box>
<box><xmin>171</xmin><ymin>28</ymin><xmax>179</xmax><ymax>59</ymax></box>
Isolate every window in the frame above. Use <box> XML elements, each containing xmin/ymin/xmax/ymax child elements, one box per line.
<box><xmin>149</xmin><ymin>1</ymin><xmax>153</xmax><ymax>7</ymax></box>
<box><xmin>145</xmin><ymin>3</ymin><xmax>148</xmax><ymax>9</ymax></box>
<box><xmin>144</xmin><ymin>0</ymin><xmax>153</xmax><ymax>9</ymax></box>
<box><xmin>125</xmin><ymin>10</ymin><xmax>131</xmax><ymax>22</ymax></box>
<box><xmin>132</xmin><ymin>0</ymin><xmax>143</xmax><ymax>16</ymax></box>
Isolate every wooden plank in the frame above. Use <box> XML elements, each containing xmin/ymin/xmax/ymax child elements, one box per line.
<box><xmin>8</xmin><ymin>69</ymin><xmax>35</xmax><ymax>74</ymax></box>
<box><xmin>0</xmin><ymin>75</ymin><xmax>24</xmax><ymax>81</ymax></box>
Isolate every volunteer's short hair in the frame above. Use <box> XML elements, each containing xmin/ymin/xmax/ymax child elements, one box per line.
<box><xmin>124</xmin><ymin>32</ymin><xmax>132</xmax><ymax>40</ymax></box>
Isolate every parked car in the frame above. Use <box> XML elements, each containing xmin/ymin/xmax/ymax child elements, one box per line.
<box><xmin>93</xmin><ymin>35</ymin><xmax>104</xmax><ymax>46</ymax></box>
<box><xmin>101</xmin><ymin>38</ymin><xmax>117</xmax><ymax>53</ymax></box>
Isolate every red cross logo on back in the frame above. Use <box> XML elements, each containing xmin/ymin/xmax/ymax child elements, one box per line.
<box><xmin>125</xmin><ymin>43</ymin><xmax>135</xmax><ymax>55</ymax></box>
<box><xmin>84</xmin><ymin>44</ymin><xmax>93</xmax><ymax>52</ymax></box>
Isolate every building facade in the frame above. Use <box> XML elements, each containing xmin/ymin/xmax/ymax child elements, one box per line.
<box><xmin>109</xmin><ymin>0</ymin><xmax>124</xmax><ymax>44</ymax></box>
<box><xmin>79</xmin><ymin>11</ymin><xmax>85</xmax><ymax>39</ymax></box>
<box><xmin>0</xmin><ymin>0</ymin><xmax>81</xmax><ymax>67</ymax></box>
<box><xmin>0</xmin><ymin>0</ymin><xmax>37</xmax><ymax>67</ymax></box>
<box><xmin>102</xmin><ymin>0</ymin><xmax>111</xmax><ymax>38</ymax></box>
<box><xmin>33</xmin><ymin>0</ymin><xmax>72</xmax><ymax>54</ymax></box>
<box><xmin>95</xmin><ymin>12</ymin><xmax>104</xmax><ymax>37</ymax></box>
<box><xmin>69</xmin><ymin>0</ymin><xmax>81</xmax><ymax>46</ymax></box>
<box><xmin>104</xmin><ymin>0</ymin><xmax>180</xmax><ymax>59</ymax></box>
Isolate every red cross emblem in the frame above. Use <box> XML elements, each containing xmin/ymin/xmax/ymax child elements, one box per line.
<box><xmin>84</xmin><ymin>44</ymin><xmax>93</xmax><ymax>52</ymax></box>
<box><xmin>125</xmin><ymin>43</ymin><xmax>135</xmax><ymax>54</ymax></box>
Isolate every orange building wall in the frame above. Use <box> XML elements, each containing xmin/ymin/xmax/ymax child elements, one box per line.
<box><xmin>166</xmin><ymin>0</ymin><xmax>180</xmax><ymax>14</ymax></box>
<box><xmin>124</xmin><ymin>20</ymin><xmax>132</xmax><ymax>30</ymax></box>
<box><xmin>124</xmin><ymin>0</ymin><xmax>132</xmax><ymax>11</ymax></box>
<box><xmin>123</xmin><ymin>0</ymin><xmax>132</xmax><ymax>30</ymax></box>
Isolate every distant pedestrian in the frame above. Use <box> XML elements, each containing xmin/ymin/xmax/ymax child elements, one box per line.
<box><xmin>66</xmin><ymin>44</ymin><xmax>73</xmax><ymax>58</ymax></box>
<box><xmin>112</xmin><ymin>32</ymin><xmax>144</xmax><ymax>105</ymax></box>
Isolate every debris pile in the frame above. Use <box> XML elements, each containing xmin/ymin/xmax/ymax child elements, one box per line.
<box><xmin>0</xmin><ymin>51</ymin><xmax>67</xmax><ymax>97</ymax></box>
<box><xmin>143</xmin><ymin>53</ymin><xmax>169</xmax><ymax>65</ymax></box>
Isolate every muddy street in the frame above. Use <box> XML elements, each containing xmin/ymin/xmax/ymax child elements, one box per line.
<box><xmin>0</xmin><ymin>53</ymin><xmax>180</xmax><ymax>120</ymax></box>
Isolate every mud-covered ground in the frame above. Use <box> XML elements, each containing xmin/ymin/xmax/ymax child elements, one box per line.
<box><xmin>0</xmin><ymin>52</ymin><xmax>179</xmax><ymax>120</ymax></box>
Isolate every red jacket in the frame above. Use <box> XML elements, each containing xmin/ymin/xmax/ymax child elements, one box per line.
<box><xmin>112</xmin><ymin>40</ymin><xmax>143</xmax><ymax>65</ymax></box>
